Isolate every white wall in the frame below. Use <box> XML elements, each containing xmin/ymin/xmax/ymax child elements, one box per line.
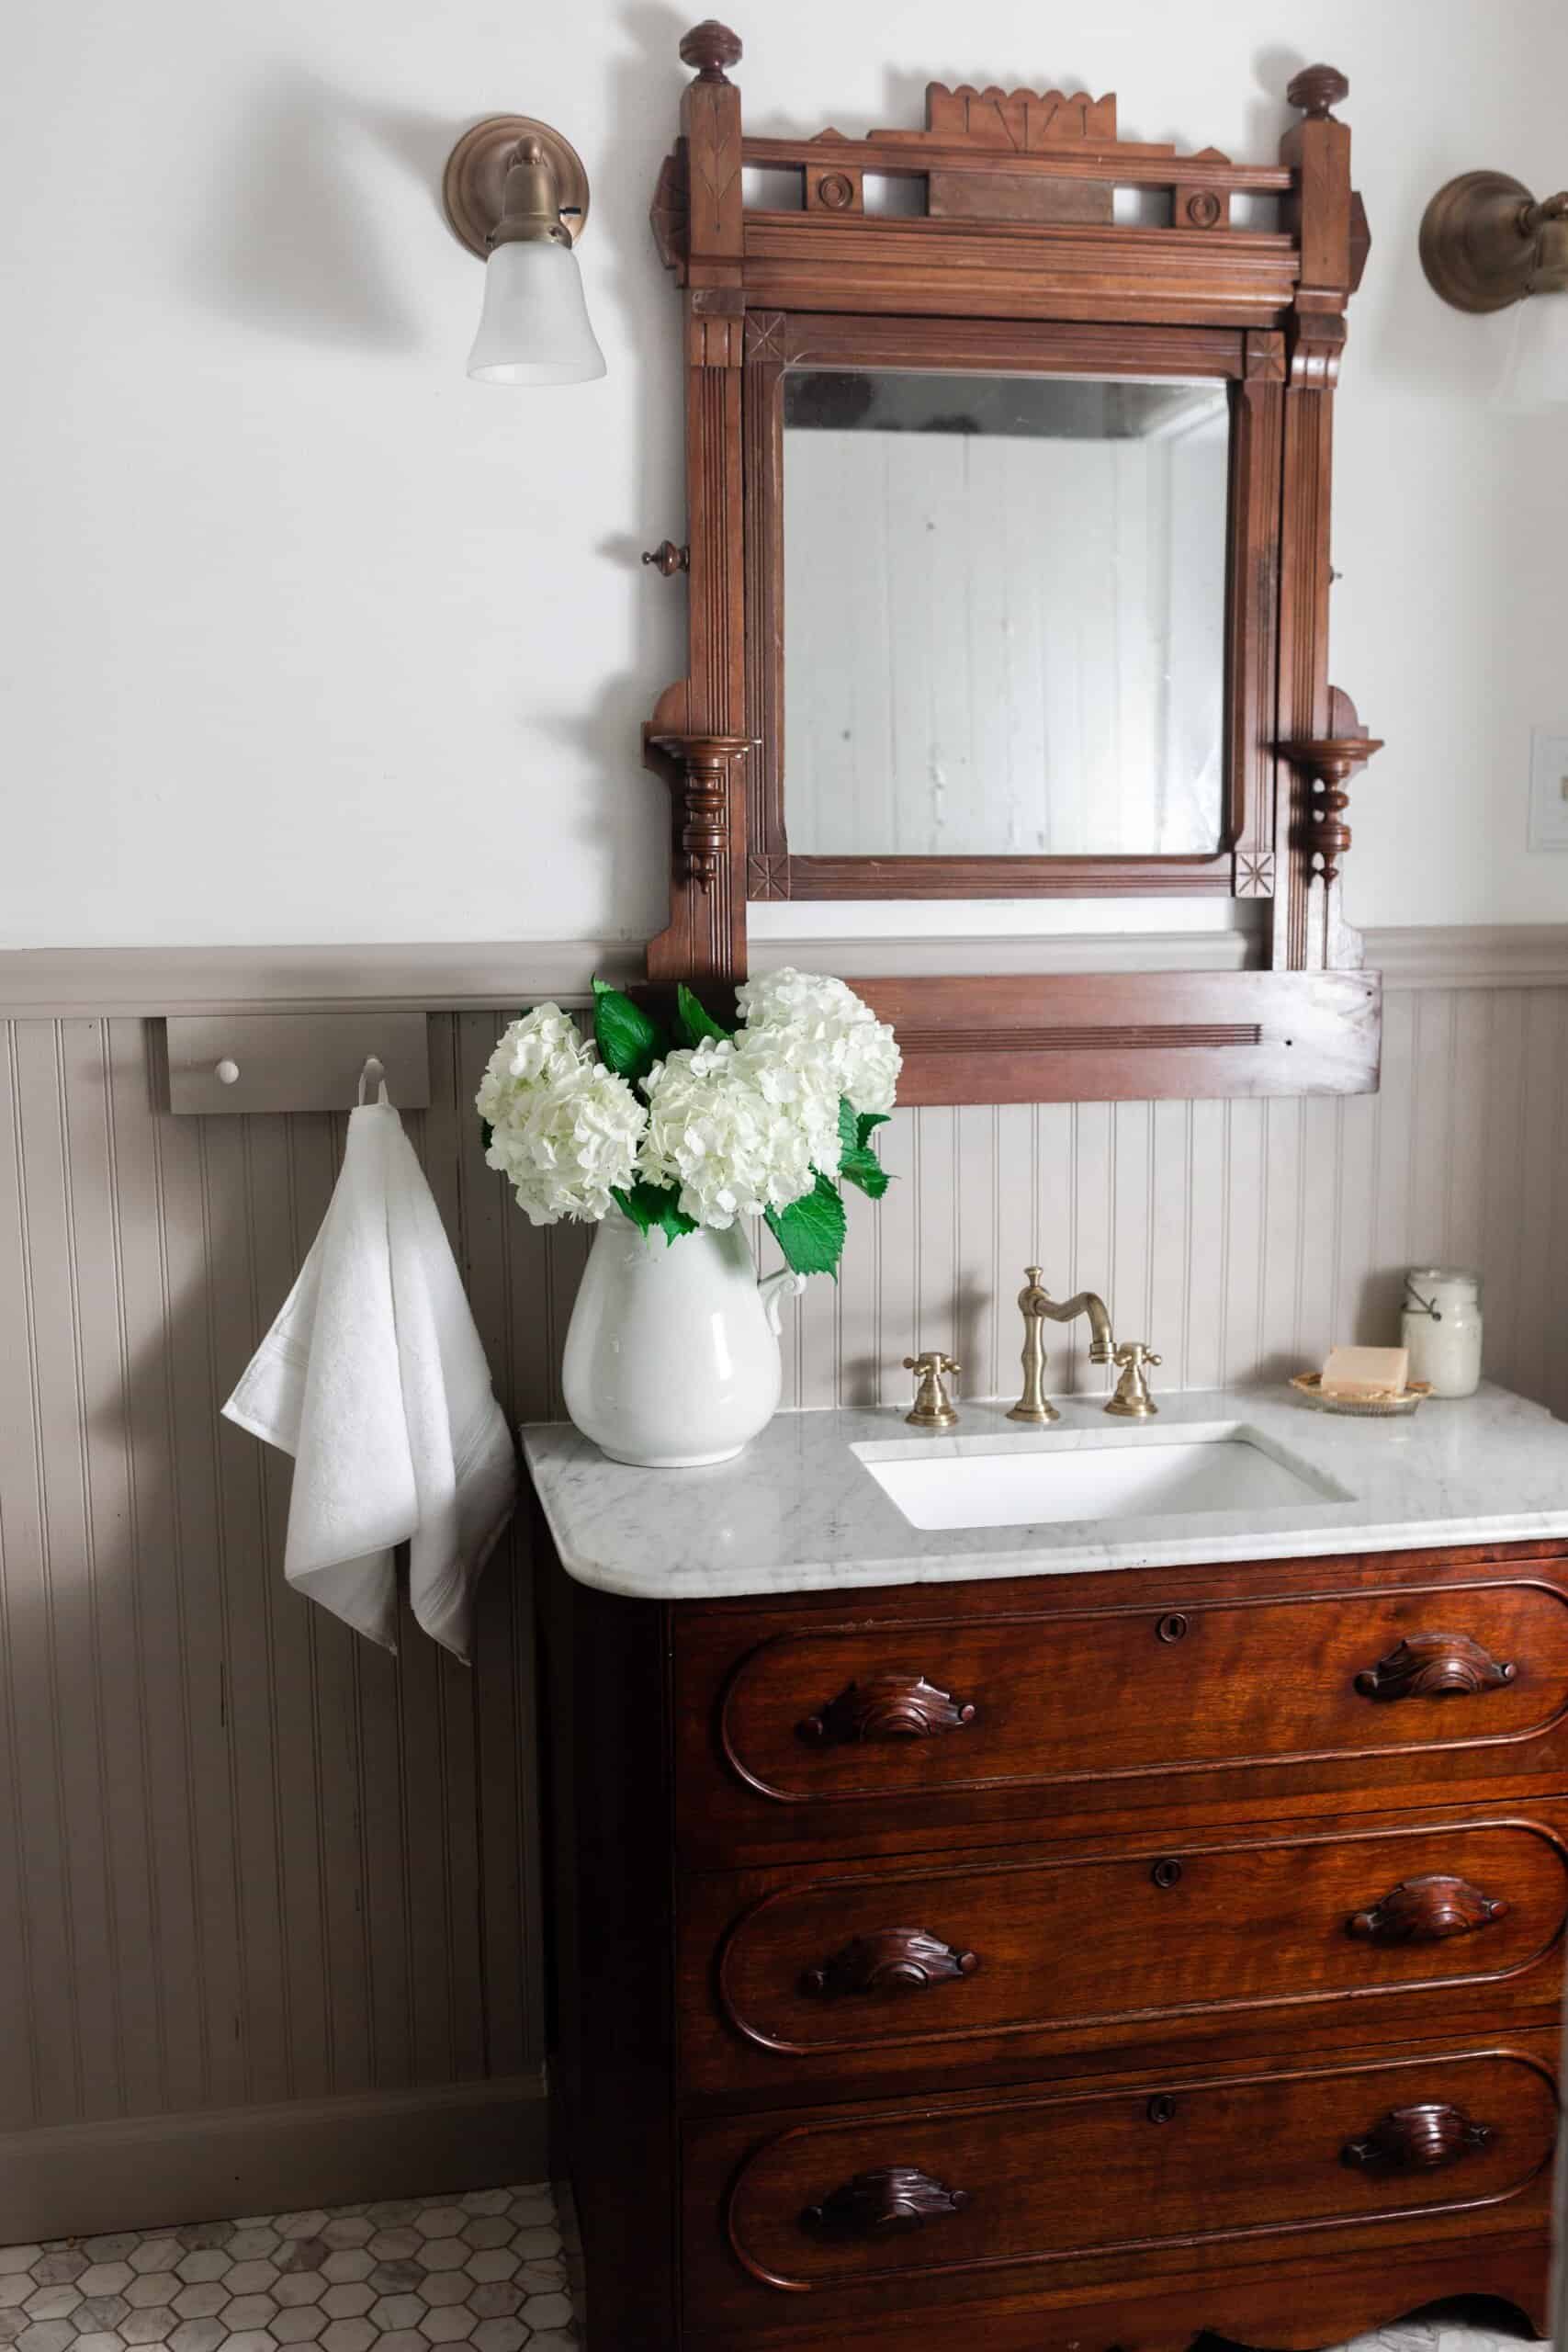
<box><xmin>3</xmin><ymin>0</ymin><xmax>1566</xmax><ymax>949</ymax></box>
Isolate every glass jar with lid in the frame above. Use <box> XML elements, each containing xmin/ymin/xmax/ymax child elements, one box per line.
<box><xmin>1400</xmin><ymin>1267</ymin><xmax>1483</xmax><ymax>1397</ymax></box>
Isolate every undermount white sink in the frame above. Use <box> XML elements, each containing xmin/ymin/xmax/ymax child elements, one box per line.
<box><xmin>855</xmin><ymin>1423</ymin><xmax>1349</xmax><ymax>1532</ymax></box>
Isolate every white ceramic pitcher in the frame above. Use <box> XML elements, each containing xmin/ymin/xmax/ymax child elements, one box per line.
<box><xmin>561</xmin><ymin>1208</ymin><xmax>804</xmax><ymax>1467</ymax></box>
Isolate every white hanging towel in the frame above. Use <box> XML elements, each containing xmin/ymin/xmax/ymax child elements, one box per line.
<box><xmin>222</xmin><ymin>1086</ymin><xmax>516</xmax><ymax>1660</ymax></box>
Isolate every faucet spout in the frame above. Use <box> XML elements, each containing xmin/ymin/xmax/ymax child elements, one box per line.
<box><xmin>1028</xmin><ymin>1282</ymin><xmax>1116</xmax><ymax>1365</ymax></box>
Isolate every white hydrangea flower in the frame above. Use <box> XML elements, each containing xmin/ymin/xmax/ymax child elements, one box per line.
<box><xmin>639</xmin><ymin>1037</ymin><xmax>820</xmax><ymax>1228</ymax></box>
<box><xmin>475</xmin><ymin>1002</ymin><xmax>588</xmax><ymax>1131</ymax></box>
<box><xmin>732</xmin><ymin>1024</ymin><xmax>843</xmax><ymax>1172</ymax></box>
<box><xmin>482</xmin><ymin>1059</ymin><xmax>646</xmax><ymax>1227</ymax></box>
<box><xmin>736</xmin><ymin>967</ymin><xmax>902</xmax><ymax>1115</ymax></box>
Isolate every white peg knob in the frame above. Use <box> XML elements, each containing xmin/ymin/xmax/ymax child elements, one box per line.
<box><xmin>214</xmin><ymin>1058</ymin><xmax>241</xmax><ymax>1086</ymax></box>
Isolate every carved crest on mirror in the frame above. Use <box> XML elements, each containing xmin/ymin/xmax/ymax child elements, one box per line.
<box><xmin>642</xmin><ymin>22</ymin><xmax>1382</xmax><ymax>1102</ymax></box>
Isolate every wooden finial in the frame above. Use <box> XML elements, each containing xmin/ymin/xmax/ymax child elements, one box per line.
<box><xmin>1287</xmin><ymin>63</ymin><xmax>1349</xmax><ymax>119</ymax></box>
<box><xmin>680</xmin><ymin>20</ymin><xmax>742</xmax><ymax>83</ymax></box>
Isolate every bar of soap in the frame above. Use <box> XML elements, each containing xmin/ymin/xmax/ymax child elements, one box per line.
<box><xmin>1321</xmin><ymin>1344</ymin><xmax>1409</xmax><ymax>1400</ymax></box>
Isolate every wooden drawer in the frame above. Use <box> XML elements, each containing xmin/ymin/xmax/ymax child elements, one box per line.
<box><xmin>682</xmin><ymin>2041</ymin><xmax>1559</xmax><ymax>2335</ymax></box>
<box><xmin>678</xmin><ymin>1809</ymin><xmax>1568</xmax><ymax>2098</ymax></box>
<box><xmin>673</xmin><ymin>1567</ymin><xmax>1568</xmax><ymax>1859</ymax></box>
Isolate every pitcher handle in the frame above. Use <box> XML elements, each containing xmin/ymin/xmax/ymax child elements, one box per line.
<box><xmin>759</xmin><ymin>1267</ymin><xmax>807</xmax><ymax>1336</ymax></box>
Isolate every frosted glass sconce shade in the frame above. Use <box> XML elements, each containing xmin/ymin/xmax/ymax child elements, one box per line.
<box><xmin>1495</xmin><ymin>290</ymin><xmax>1568</xmax><ymax>412</ymax></box>
<box><xmin>443</xmin><ymin>113</ymin><xmax>604</xmax><ymax>388</ymax></box>
<box><xmin>467</xmin><ymin>239</ymin><xmax>606</xmax><ymax>385</ymax></box>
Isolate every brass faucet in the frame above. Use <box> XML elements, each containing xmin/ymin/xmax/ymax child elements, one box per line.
<box><xmin>1007</xmin><ymin>1269</ymin><xmax>1115</xmax><ymax>1424</ymax></box>
<box><xmin>904</xmin><ymin>1351</ymin><xmax>960</xmax><ymax>1430</ymax></box>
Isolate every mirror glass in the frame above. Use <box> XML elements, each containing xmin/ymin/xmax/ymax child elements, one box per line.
<box><xmin>782</xmin><ymin>369</ymin><xmax>1231</xmax><ymax>860</ymax></box>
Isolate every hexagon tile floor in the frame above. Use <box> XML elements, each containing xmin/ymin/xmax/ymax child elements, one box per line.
<box><xmin>0</xmin><ymin>2187</ymin><xmax>577</xmax><ymax>2352</ymax></box>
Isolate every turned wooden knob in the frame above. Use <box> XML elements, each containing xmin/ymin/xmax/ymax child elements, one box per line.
<box><xmin>1287</xmin><ymin>63</ymin><xmax>1349</xmax><ymax>118</ymax></box>
<box><xmin>680</xmin><ymin>20</ymin><xmax>742</xmax><ymax>81</ymax></box>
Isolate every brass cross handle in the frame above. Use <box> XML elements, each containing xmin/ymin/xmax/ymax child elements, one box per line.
<box><xmin>1106</xmin><ymin>1340</ymin><xmax>1162</xmax><ymax>1419</ymax></box>
<box><xmin>904</xmin><ymin>1351</ymin><xmax>960</xmax><ymax>1430</ymax></box>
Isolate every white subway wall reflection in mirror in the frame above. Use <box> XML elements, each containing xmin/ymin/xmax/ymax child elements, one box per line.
<box><xmin>783</xmin><ymin>371</ymin><xmax>1229</xmax><ymax>861</ymax></box>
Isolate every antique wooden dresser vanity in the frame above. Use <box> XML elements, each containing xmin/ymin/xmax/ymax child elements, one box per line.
<box><xmin>537</xmin><ymin>1501</ymin><xmax>1565</xmax><ymax>2352</ymax></box>
<box><xmin>527</xmin><ymin>26</ymin><xmax>1562</xmax><ymax>2352</ymax></box>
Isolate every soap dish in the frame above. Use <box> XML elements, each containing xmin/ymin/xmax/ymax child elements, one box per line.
<box><xmin>1291</xmin><ymin>1372</ymin><xmax>1431</xmax><ymax>1419</ymax></box>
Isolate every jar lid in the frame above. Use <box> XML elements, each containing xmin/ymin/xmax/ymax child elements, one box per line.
<box><xmin>1404</xmin><ymin>1267</ymin><xmax>1482</xmax><ymax>1314</ymax></box>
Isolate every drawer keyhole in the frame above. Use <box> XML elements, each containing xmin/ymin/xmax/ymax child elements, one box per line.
<box><xmin>1151</xmin><ymin>1857</ymin><xmax>1184</xmax><ymax>1891</ymax></box>
<box><xmin>1156</xmin><ymin>1612</ymin><xmax>1190</xmax><ymax>1645</ymax></box>
<box><xmin>1147</xmin><ymin>2094</ymin><xmax>1178</xmax><ymax>2125</ymax></box>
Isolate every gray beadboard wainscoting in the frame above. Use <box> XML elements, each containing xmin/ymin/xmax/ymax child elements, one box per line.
<box><xmin>0</xmin><ymin>944</ymin><xmax>1566</xmax><ymax>2240</ymax></box>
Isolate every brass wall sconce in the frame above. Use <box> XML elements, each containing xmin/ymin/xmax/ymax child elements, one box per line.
<box><xmin>1420</xmin><ymin>169</ymin><xmax>1568</xmax><ymax>410</ymax></box>
<box><xmin>1420</xmin><ymin>172</ymin><xmax>1568</xmax><ymax>311</ymax></box>
<box><xmin>442</xmin><ymin>116</ymin><xmax>605</xmax><ymax>385</ymax></box>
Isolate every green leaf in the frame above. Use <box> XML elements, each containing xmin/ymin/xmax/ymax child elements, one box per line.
<box><xmin>611</xmin><ymin>1180</ymin><xmax>698</xmax><ymax>1247</ymax></box>
<box><xmin>674</xmin><ymin>983</ymin><xmax>732</xmax><ymax>1049</ymax></box>
<box><xmin>836</xmin><ymin>1099</ymin><xmax>889</xmax><ymax>1199</ymax></box>
<box><xmin>839</xmin><ymin>1147</ymin><xmax>890</xmax><ymax>1201</ymax></box>
<box><xmin>837</xmin><ymin>1098</ymin><xmax>858</xmax><ymax>1162</ymax></box>
<box><xmin>765</xmin><ymin>1170</ymin><xmax>848</xmax><ymax>1279</ymax></box>
<box><xmin>592</xmin><ymin>978</ymin><xmax>666</xmax><ymax>1089</ymax></box>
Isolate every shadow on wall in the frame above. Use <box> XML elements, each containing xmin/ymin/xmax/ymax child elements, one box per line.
<box><xmin>1247</xmin><ymin>46</ymin><xmax>1304</xmax><ymax>161</ymax></box>
<box><xmin>185</xmin><ymin>62</ymin><xmax>463</xmax><ymax>353</ymax></box>
<box><xmin>531</xmin><ymin>2</ymin><xmax>694</xmax><ymax>927</ymax></box>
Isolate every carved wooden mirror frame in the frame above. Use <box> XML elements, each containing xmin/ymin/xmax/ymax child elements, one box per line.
<box><xmin>643</xmin><ymin>22</ymin><xmax>1382</xmax><ymax>1104</ymax></box>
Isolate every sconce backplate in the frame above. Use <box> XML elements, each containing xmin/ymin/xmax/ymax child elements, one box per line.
<box><xmin>1419</xmin><ymin>170</ymin><xmax>1537</xmax><ymax>311</ymax></box>
<box><xmin>443</xmin><ymin>115</ymin><xmax>591</xmax><ymax>256</ymax></box>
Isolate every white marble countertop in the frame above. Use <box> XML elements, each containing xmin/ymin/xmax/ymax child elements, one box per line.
<box><xmin>521</xmin><ymin>1381</ymin><xmax>1568</xmax><ymax>1601</ymax></box>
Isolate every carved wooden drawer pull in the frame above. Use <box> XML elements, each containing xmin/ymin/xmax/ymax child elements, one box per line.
<box><xmin>797</xmin><ymin>1673</ymin><xmax>976</xmax><ymax>1746</ymax></box>
<box><xmin>1342</xmin><ymin>2101</ymin><xmax>1494</xmax><ymax>2174</ymax></box>
<box><xmin>1353</xmin><ymin>1631</ymin><xmax>1517</xmax><ymax>1702</ymax></box>
<box><xmin>801</xmin><ymin>2165</ymin><xmax>969</xmax><ymax>2238</ymax></box>
<box><xmin>801</xmin><ymin>1927</ymin><xmax>979</xmax><ymax>1999</ymax></box>
<box><xmin>1347</xmin><ymin>1872</ymin><xmax>1509</xmax><ymax>1945</ymax></box>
